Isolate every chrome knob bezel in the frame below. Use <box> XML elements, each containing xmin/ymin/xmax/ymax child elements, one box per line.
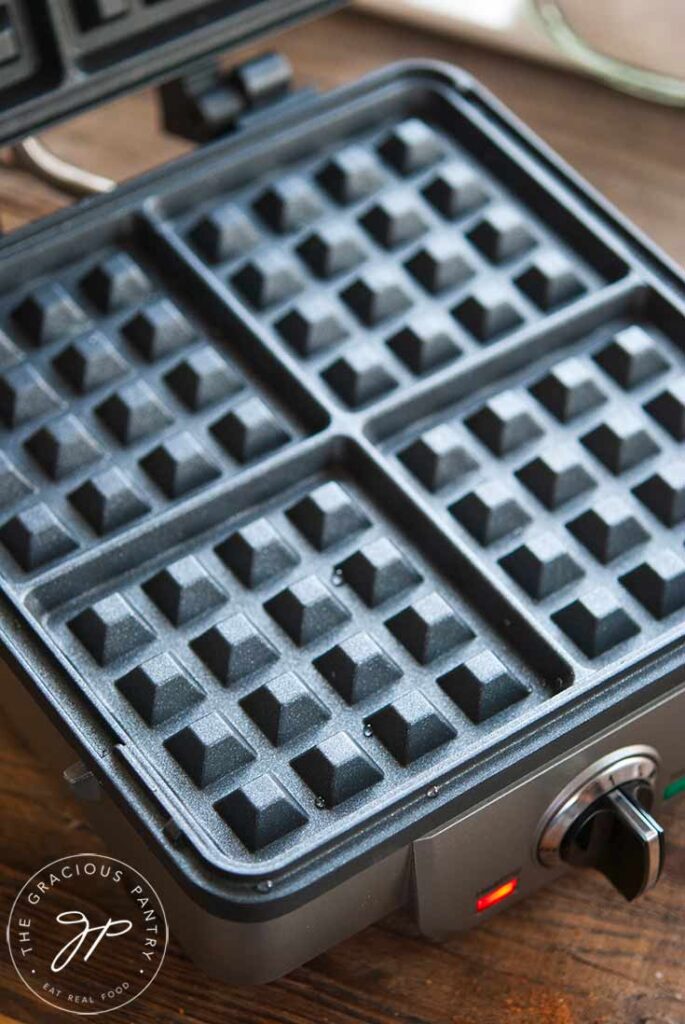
<box><xmin>537</xmin><ymin>745</ymin><xmax>660</xmax><ymax>868</ymax></box>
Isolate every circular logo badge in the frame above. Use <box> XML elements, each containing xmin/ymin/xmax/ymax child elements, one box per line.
<box><xmin>6</xmin><ymin>853</ymin><xmax>168</xmax><ymax>1016</ymax></box>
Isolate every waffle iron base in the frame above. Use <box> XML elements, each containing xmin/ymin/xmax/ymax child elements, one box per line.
<box><xmin>0</xmin><ymin>60</ymin><xmax>683</xmax><ymax>982</ymax></box>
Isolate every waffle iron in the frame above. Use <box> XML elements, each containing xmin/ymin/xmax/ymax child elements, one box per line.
<box><xmin>0</xmin><ymin>0</ymin><xmax>684</xmax><ymax>985</ymax></box>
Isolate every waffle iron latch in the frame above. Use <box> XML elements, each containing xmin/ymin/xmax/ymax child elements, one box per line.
<box><xmin>160</xmin><ymin>51</ymin><xmax>307</xmax><ymax>143</ymax></box>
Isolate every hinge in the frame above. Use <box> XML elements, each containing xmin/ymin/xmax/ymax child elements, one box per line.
<box><xmin>160</xmin><ymin>51</ymin><xmax>307</xmax><ymax>144</ymax></box>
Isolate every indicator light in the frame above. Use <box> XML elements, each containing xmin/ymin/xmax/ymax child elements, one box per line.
<box><xmin>664</xmin><ymin>775</ymin><xmax>685</xmax><ymax>801</ymax></box>
<box><xmin>476</xmin><ymin>876</ymin><xmax>519</xmax><ymax>914</ymax></box>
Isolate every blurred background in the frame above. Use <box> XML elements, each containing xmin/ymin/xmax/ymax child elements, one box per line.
<box><xmin>360</xmin><ymin>0</ymin><xmax>685</xmax><ymax>102</ymax></box>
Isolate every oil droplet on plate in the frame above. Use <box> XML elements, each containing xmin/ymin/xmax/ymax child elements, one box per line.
<box><xmin>331</xmin><ymin>567</ymin><xmax>345</xmax><ymax>587</ymax></box>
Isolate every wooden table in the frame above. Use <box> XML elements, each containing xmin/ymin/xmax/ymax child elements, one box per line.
<box><xmin>1</xmin><ymin>9</ymin><xmax>684</xmax><ymax>1024</ymax></box>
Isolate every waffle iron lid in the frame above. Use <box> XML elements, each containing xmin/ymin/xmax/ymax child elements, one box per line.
<box><xmin>0</xmin><ymin>0</ymin><xmax>342</xmax><ymax>147</ymax></box>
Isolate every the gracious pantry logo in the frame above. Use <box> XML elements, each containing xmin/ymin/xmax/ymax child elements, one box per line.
<box><xmin>6</xmin><ymin>853</ymin><xmax>168</xmax><ymax>1015</ymax></box>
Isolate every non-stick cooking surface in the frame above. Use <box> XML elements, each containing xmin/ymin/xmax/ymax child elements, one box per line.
<box><xmin>0</xmin><ymin>67</ymin><xmax>683</xmax><ymax>880</ymax></box>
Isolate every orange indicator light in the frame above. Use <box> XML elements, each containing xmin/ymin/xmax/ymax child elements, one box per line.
<box><xmin>476</xmin><ymin>876</ymin><xmax>519</xmax><ymax>913</ymax></box>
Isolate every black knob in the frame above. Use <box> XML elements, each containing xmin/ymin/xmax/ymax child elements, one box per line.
<box><xmin>561</xmin><ymin>782</ymin><xmax>664</xmax><ymax>901</ymax></box>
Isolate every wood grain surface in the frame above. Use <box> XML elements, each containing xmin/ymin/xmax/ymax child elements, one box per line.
<box><xmin>1</xmin><ymin>9</ymin><xmax>684</xmax><ymax>1024</ymax></box>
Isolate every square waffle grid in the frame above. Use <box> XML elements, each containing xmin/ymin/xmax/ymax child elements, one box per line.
<box><xmin>0</xmin><ymin>228</ymin><xmax>322</xmax><ymax>581</ymax></box>
<box><xmin>1</xmin><ymin>76</ymin><xmax>679</xmax><ymax>877</ymax></box>
<box><xmin>384</xmin><ymin>305</ymin><xmax>685</xmax><ymax>677</ymax></box>
<box><xmin>32</xmin><ymin>460</ymin><xmax>562</xmax><ymax>868</ymax></box>
<box><xmin>169</xmin><ymin>111</ymin><xmax>608</xmax><ymax>414</ymax></box>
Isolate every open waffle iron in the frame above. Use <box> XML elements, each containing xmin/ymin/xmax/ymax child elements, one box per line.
<box><xmin>0</xmin><ymin>0</ymin><xmax>683</xmax><ymax>984</ymax></box>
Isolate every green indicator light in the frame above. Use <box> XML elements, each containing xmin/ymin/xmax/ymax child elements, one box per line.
<box><xmin>664</xmin><ymin>776</ymin><xmax>685</xmax><ymax>801</ymax></box>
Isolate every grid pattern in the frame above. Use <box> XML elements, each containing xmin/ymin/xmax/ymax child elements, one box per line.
<box><xmin>48</xmin><ymin>471</ymin><xmax>551</xmax><ymax>864</ymax></box>
<box><xmin>0</xmin><ymin>243</ymin><xmax>312</xmax><ymax>579</ymax></box>
<box><xmin>0</xmin><ymin>96</ymin><xmax>680</xmax><ymax>874</ymax></box>
<box><xmin>390</xmin><ymin>318</ymin><xmax>685</xmax><ymax>668</ymax></box>
<box><xmin>174</xmin><ymin>116</ymin><xmax>602</xmax><ymax>413</ymax></box>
